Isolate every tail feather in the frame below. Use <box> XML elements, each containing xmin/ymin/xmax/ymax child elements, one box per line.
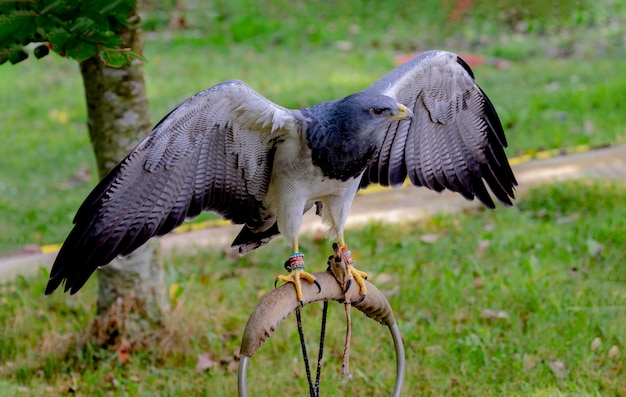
<box><xmin>230</xmin><ymin>201</ymin><xmax>323</xmax><ymax>255</ymax></box>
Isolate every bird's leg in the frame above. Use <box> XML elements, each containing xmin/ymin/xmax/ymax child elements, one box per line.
<box><xmin>274</xmin><ymin>239</ymin><xmax>320</xmax><ymax>307</ymax></box>
<box><xmin>335</xmin><ymin>235</ymin><xmax>367</xmax><ymax>300</ymax></box>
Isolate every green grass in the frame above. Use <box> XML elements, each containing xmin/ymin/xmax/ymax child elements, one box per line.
<box><xmin>0</xmin><ymin>180</ymin><xmax>624</xmax><ymax>395</ymax></box>
<box><xmin>1</xmin><ymin>2</ymin><xmax>625</xmax><ymax>395</ymax></box>
<box><xmin>1</xmin><ymin>0</ymin><xmax>626</xmax><ymax>254</ymax></box>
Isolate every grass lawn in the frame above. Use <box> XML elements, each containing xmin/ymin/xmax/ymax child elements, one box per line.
<box><xmin>1</xmin><ymin>0</ymin><xmax>626</xmax><ymax>395</ymax></box>
<box><xmin>1</xmin><ymin>0</ymin><xmax>625</xmax><ymax>254</ymax></box>
<box><xmin>0</xmin><ymin>180</ymin><xmax>625</xmax><ymax>395</ymax></box>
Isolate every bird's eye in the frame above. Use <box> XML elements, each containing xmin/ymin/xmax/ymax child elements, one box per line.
<box><xmin>370</xmin><ymin>108</ymin><xmax>386</xmax><ymax>116</ymax></box>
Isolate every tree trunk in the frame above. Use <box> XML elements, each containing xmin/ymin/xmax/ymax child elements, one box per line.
<box><xmin>79</xmin><ymin>7</ymin><xmax>168</xmax><ymax>341</ymax></box>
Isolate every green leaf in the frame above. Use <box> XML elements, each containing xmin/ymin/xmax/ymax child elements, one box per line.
<box><xmin>81</xmin><ymin>9</ymin><xmax>110</xmax><ymax>32</ymax></box>
<box><xmin>71</xmin><ymin>16</ymin><xmax>96</xmax><ymax>34</ymax></box>
<box><xmin>0</xmin><ymin>44</ymin><xmax>28</xmax><ymax>65</ymax></box>
<box><xmin>38</xmin><ymin>0</ymin><xmax>72</xmax><ymax>16</ymax></box>
<box><xmin>99</xmin><ymin>48</ymin><xmax>126</xmax><ymax>68</ymax></box>
<box><xmin>0</xmin><ymin>10</ymin><xmax>37</xmax><ymax>43</ymax></box>
<box><xmin>85</xmin><ymin>30</ymin><xmax>124</xmax><ymax>47</ymax></box>
<box><xmin>64</xmin><ymin>36</ymin><xmax>98</xmax><ymax>61</ymax></box>
<box><xmin>33</xmin><ymin>44</ymin><xmax>49</xmax><ymax>59</ymax></box>
<box><xmin>9</xmin><ymin>48</ymin><xmax>28</xmax><ymax>64</ymax></box>
<box><xmin>92</xmin><ymin>0</ymin><xmax>134</xmax><ymax>19</ymax></box>
<box><xmin>1</xmin><ymin>0</ymin><xmax>137</xmax><ymax>64</ymax></box>
<box><xmin>46</xmin><ymin>28</ymin><xmax>71</xmax><ymax>54</ymax></box>
<box><xmin>0</xmin><ymin>47</ymin><xmax>11</xmax><ymax>65</ymax></box>
<box><xmin>124</xmin><ymin>50</ymin><xmax>145</xmax><ymax>64</ymax></box>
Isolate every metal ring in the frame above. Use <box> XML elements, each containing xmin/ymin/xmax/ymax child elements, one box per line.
<box><xmin>237</xmin><ymin>271</ymin><xmax>405</xmax><ymax>396</ymax></box>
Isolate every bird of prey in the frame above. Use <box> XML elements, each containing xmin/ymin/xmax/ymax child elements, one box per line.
<box><xmin>45</xmin><ymin>50</ymin><xmax>517</xmax><ymax>305</ymax></box>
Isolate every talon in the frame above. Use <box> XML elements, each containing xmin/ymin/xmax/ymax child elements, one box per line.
<box><xmin>355</xmin><ymin>294</ymin><xmax>366</xmax><ymax>305</ymax></box>
<box><xmin>343</xmin><ymin>278</ymin><xmax>352</xmax><ymax>294</ymax></box>
<box><xmin>314</xmin><ymin>279</ymin><xmax>321</xmax><ymax>294</ymax></box>
<box><xmin>274</xmin><ymin>277</ymin><xmax>279</xmax><ymax>289</ymax></box>
<box><xmin>326</xmin><ymin>255</ymin><xmax>334</xmax><ymax>271</ymax></box>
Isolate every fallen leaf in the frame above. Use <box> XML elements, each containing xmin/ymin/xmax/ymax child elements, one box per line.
<box><xmin>590</xmin><ymin>337</ymin><xmax>603</xmax><ymax>352</ymax></box>
<box><xmin>496</xmin><ymin>310</ymin><xmax>509</xmax><ymax>321</ymax></box>
<box><xmin>375</xmin><ymin>272</ymin><xmax>393</xmax><ymax>284</ymax></box>
<box><xmin>227</xmin><ymin>360</ymin><xmax>239</xmax><ymax>373</ymax></box>
<box><xmin>567</xmin><ymin>267</ymin><xmax>580</xmax><ymax>276</ymax></box>
<box><xmin>483</xmin><ymin>222</ymin><xmax>496</xmax><ymax>231</ymax></box>
<box><xmin>424</xmin><ymin>345</ymin><xmax>444</xmax><ymax>355</ymax></box>
<box><xmin>335</xmin><ymin>40</ymin><xmax>353</xmax><ymax>51</ymax></box>
<box><xmin>420</xmin><ymin>234</ymin><xmax>441</xmax><ymax>244</ymax></box>
<box><xmin>475</xmin><ymin>240</ymin><xmax>490</xmax><ymax>256</ymax></box>
<box><xmin>117</xmin><ymin>339</ymin><xmax>131</xmax><ymax>364</ymax></box>
<box><xmin>196</xmin><ymin>353</ymin><xmax>218</xmax><ymax>373</ymax></box>
<box><xmin>169</xmin><ymin>283</ymin><xmax>180</xmax><ymax>300</ymax></box>
<box><xmin>472</xmin><ymin>277</ymin><xmax>484</xmax><ymax>289</ymax></box>
<box><xmin>548</xmin><ymin>359</ymin><xmax>570</xmax><ymax>378</ymax></box>
<box><xmin>586</xmin><ymin>237</ymin><xmax>603</xmax><ymax>257</ymax></box>
<box><xmin>480</xmin><ymin>309</ymin><xmax>509</xmax><ymax>322</ymax></box>
<box><xmin>198</xmin><ymin>274</ymin><xmax>213</xmax><ymax>285</ymax></box>
<box><xmin>523</xmin><ymin>353</ymin><xmax>540</xmax><ymax>370</ymax></box>
<box><xmin>608</xmin><ymin>345</ymin><xmax>620</xmax><ymax>360</ymax></box>
<box><xmin>453</xmin><ymin>308</ymin><xmax>469</xmax><ymax>323</ymax></box>
<box><xmin>556</xmin><ymin>213</ymin><xmax>580</xmax><ymax>224</ymax></box>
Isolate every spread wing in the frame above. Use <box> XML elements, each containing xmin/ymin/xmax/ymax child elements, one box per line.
<box><xmin>46</xmin><ymin>80</ymin><xmax>298</xmax><ymax>294</ymax></box>
<box><xmin>361</xmin><ymin>50</ymin><xmax>517</xmax><ymax>208</ymax></box>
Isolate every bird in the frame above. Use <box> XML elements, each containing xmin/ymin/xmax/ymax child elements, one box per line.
<box><xmin>45</xmin><ymin>50</ymin><xmax>517</xmax><ymax>305</ymax></box>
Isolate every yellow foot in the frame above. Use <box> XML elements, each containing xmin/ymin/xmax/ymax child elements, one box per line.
<box><xmin>332</xmin><ymin>244</ymin><xmax>368</xmax><ymax>301</ymax></box>
<box><xmin>348</xmin><ymin>265</ymin><xmax>368</xmax><ymax>298</ymax></box>
<box><xmin>274</xmin><ymin>252</ymin><xmax>321</xmax><ymax>306</ymax></box>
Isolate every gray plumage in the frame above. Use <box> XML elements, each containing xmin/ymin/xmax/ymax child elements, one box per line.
<box><xmin>45</xmin><ymin>50</ymin><xmax>516</xmax><ymax>295</ymax></box>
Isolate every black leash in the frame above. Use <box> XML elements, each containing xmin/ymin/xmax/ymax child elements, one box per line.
<box><xmin>296</xmin><ymin>301</ymin><xmax>330</xmax><ymax>397</ymax></box>
<box><xmin>315</xmin><ymin>301</ymin><xmax>329</xmax><ymax>393</ymax></box>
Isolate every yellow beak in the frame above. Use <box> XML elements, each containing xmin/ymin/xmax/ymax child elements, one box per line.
<box><xmin>387</xmin><ymin>103</ymin><xmax>414</xmax><ymax>121</ymax></box>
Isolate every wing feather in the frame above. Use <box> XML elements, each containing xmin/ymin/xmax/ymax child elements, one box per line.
<box><xmin>46</xmin><ymin>80</ymin><xmax>297</xmax><ymax>294</ymax></box>
<box><xmin>362</xmin><ymin>50</ymin><xmax>517</xmax><ymax>208</ymax></box>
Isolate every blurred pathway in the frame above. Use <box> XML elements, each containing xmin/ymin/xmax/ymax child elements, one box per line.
<box><xmin>1</xmin><ymin>144</ymin><xmax>625</xmax><ymax>282</ymax></box>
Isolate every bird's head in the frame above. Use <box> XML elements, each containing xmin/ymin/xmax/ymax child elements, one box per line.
<box><xmin>304</xmin><ymin>93</ymin><xmax>414</xmax><ymax>180</ymax></box>
<box><xmin>332</xmin><ymin>92</ymin><xmax>414</xmax><ymax>135</ymax></box>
